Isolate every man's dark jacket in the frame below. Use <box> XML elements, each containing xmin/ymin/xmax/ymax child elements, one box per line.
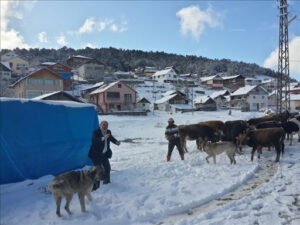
<box><xmin>88</xmin><ymin>128</ymin><xmax>118</xmax><ymax>160</ymax></box>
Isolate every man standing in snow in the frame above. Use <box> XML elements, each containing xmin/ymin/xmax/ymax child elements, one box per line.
<box><xmin>88</xmin><ymin>120</ymin><xmax>120</xmax><ymax>190</ymax></box>
<box><xmin>165</xmin><ymin>118</ymin><xmax>184</xmax><ymax>162</ymax></box>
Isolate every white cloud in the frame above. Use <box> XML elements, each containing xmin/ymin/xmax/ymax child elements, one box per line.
<box><xmin>38</xmin><ymin>31</ymin><xmax>48</xmax><ymax>43</ymax></box>
<box><xmin>56</xmin><ymin>35</ymin><xmax>67</xmax><ymax>46</ymax></box>
<box><xmin>176</xmin><ymin>5</ymin><xmax>222</xmax><ymax>40</ymax></box>
<box><xmin>79</xmin><ymin>17</ymin><xmax>96</xmax><ymax>34</ymax></box>
<box><xmin>0</xmin><ymin>1</ymin><xmax>36</xmax><ymax>49</ymax></box>
<box><xmin>78</xmin><ymin>18</ymin><xmax>127</xmax><ymax>34</ymax></box>
<box><xmin>264</xmin><ymin>36</ymin><xmax>300</xmax><ymax>76</ymax></box>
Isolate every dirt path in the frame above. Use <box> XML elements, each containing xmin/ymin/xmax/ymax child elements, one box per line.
<box><xmin>156</xmin><ymin>157</ymin><xmax>278</xmax><ymax>225</ymax></box>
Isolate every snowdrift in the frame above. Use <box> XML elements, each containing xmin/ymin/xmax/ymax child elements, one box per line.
<box><xmin>0</xmin><ymin>98</ymin><xmax>99</xmax><ymax>184</ymax></box>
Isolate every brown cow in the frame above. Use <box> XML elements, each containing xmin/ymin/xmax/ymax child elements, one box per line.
<box><xmin>178</xmin><ymin>124</ymin><xmax>219</xmax><ymax>153</ymax></box>
<box><xmin>248</xmin><ymin>111</ymin><xmax>290</xmax><ymax>126</ymax></box>
<box><xmin>237</xmin><ymin>127</ymin><xmax>285</xmax><ymax>162</ymax></box>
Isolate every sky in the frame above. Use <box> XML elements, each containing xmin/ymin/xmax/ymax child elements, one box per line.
<box><xmin>1</xmin><ymin>0</ymin><xmax>300</xmax><ymax>79</ymax></box>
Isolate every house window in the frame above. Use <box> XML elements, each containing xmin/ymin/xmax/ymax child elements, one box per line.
<box><xmin>109</xmin><ymin>103</ymin><xmax>114</xmax><ymax>109</ymax></box>
<box><xmin>118</xmin><ymin>84</ymin><xmax>122</xmax><ymax>88</ymax></box>
<box><xmin>107</xmin><ymin>92</ymin><xmax>120</xmax><ymax>99</ymax></box>
<box><xmin>262</xmin><ymin>96</ymin><xmax>265</xmax><ymax>99</ymax></box>
<box><xmin>124</xmin><ymin>94</ymin><xmax>132</xmax><ymax>102</ymax></box>
<box><xmin>142</xmin><ymin>103</ymin><xmax>145</xmax><ymax>106</ymax></box>
<box><xmin>253</xmin><ymin>96</ymin><xmax>256</xmax><ymax>99</ymax></box>
<box><xmin>27</xmin><ymin>90</ymin><xmax>43</xmax><ymax>99</ymax></box>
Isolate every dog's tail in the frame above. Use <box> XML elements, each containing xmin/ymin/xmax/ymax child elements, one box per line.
<box><xmin>48</xmin><ymin>180</ymin><xmax>65</xmax><ymax>191</ymax></box>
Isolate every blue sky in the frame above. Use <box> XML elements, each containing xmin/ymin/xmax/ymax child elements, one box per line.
<box><xmin>1</xmin><ymin>1</ymin><xmax>300</xmax><ymax>78</ymax></box>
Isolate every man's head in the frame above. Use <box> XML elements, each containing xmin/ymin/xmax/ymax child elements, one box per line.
<box><xmin>100</xmin><ymin>121</ymin><xmax>108</xmax><ymax>131</ymax></box>
<box><xmin>168</xmin><ymin>118</ymin><xmax>174</xmax><ymax>124</ymax></box>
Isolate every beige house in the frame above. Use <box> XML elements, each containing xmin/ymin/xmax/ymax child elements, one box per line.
<box><xmin>2</xmin><ymin>56</ymin><xmax>29</xmax><ymax>75</ymax></box>
<box><xmin>11</xmin><ymin>68</ymin><xmax>64</xmax><ymax>99</ymax></box>
<box><xmin>77</xmin><ymin>59</ymin><xmax>106</xmax><ymax>81</ymax></box>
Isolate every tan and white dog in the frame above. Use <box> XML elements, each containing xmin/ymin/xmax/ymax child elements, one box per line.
<box><xmin>48</xmin><ymin>166</ymin><xmax>104</xmax><ymax>217</ymax></box>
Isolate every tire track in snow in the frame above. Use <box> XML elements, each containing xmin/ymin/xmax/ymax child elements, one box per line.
<box><xmin>156</xmin><ymin>157</ymin><xmax>278</xmax><ymax>225</ymax></box>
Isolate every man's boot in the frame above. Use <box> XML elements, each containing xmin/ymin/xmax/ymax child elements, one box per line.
<box><xmin>180</xmin><ymin>154</ymin><xmax>184</xmax><ymax>160</ymax></box>
<box><xmin>167</xmin><ymin>155</ymin><xmax>171</xmax><ymax>162</ymax></box>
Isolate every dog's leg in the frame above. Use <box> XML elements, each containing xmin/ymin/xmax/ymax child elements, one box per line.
<box><xmin>78</xmin><ymin>193</ymin><xmax>86</xmax><ymax>212</ymax></box>
<box><xmin>86</xmin><ymin>192</ymin><xmax>92</xmax><ymax>202</ymax></box>
<box><xmin>206</xmin><ymin>155</ymin><xmax>211</xmax><ymax>163</ymax></box>
<box><xmin>213</xmin><ymin>154</ymin><xmax>216</xmax><ymax>164</ymax></box>
<box><xmin>64</xmin><ymin>194</ymin><xmax>73</xmax><ymax>215</ymax></box>
<box><xmin>54</xmin><ymin>195</ymin><xmax>62</xmax><ymax>217</ymax></box>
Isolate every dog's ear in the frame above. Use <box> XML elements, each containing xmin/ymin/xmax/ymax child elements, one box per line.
<box><xmin>88</xmin><ymin>166</ymin><xmax>97</xmax><ymax>179</ymax></box>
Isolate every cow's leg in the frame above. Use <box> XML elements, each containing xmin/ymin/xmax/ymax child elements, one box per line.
<box><xmin>290</xmin><ymin>133</ymin><xmax>293</xmax><ymax>146</ymax></box>
<box><xmin>233</xmin><ymin>153</ymin><xmax>236</xmax><ymax>164</ymax></box>
<box><xmin>257</xmin><ymin>146</ymin><xmax>262</xmax><ymax>159</ymax></box>
<box><xmin>275</xmin><ymin>144</ymin><xmax>281</xmax><ymax>162</ymax></box>
<box><xmin>180</xmin><ymin>136</ymin><xmax>187</xmax><ymax>153</ymax></box>
<box><xmin>298</xmin><ymin>131</ymin><xmax>300</xmax><ymax>142</ymax></box>
<box><xmin>251</xmin><ymin>147</ymin><xmax>256</xmax><ymax>162</ymax></box>
<box><xmin>213</xmin><ymin>154</ymin><xmax>216</xmax><ymax>164</ymax></box>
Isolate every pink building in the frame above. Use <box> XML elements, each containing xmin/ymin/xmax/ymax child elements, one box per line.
<box><xmin>89</xmin><ymin>81</ymin><xmax>137</xmax><ymax>113</ymax></box>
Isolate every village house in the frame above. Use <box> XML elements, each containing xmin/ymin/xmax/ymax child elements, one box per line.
<box><xmin>77</xmin><ymin>59</ymin><xmax>106</xmax><ymax>81</ymax></box>
<box><xmin>136</xmin><ymin>97</ymin><xmax>151</xmax><ymax>112</ymax></box>
<box><xmin>245</xmin><ymin>77</ymin><xmax>262</xmax><ymax>86</ymax></box>
<box><xmin>143</xmin><ymin>67</ymin><xmax>158</xmax><ymax>77</ymax></box>
<box><xmin>1</xmin><ymin>54</ymin><xmax>29</xmax><ymax>76</ymax></box>
<box><xmin>32</xmin><ymin>91</ymin><xmax>83</xmax><ymax>103</ymax></box>
<box><xmin>154</xmin><ymin>92</ymin><xmax>188</xmax><ymax>112</ymax></box>
<box><xmin>11</xmin><ymin>68</ymin><xmax>64</xmax><ymax>99</ymax></box>
<box><xmin>89</xmin><ymin>81</ymin><xmax>137</xmax><ymax>113</ymax></box>
<box><xmin>200</xmin><ymin>75</ymin><xmax>223</xmax><ymax>89</ymax></box>
<box><xmin>80</xmin><ymin>82</ymin><xmax>105</xmax><ymax>99</ymax></box>
<box><xmin>222</xmin><ymin>75</ymin><xmax>245</xmax><ymax>91</ymax></box>
<box><xmin>209</xmin><ymin>90</ymin><xmax>230</xmax><ymax>109</ymax></box>
<box><xmin>66</xmin><ymin>55</ymin><xmax>93</xmax><ymax>68</ymax></box>
<box><xmin>152</xmin><ymin>67</ymin><xmax>178</xmax><ymax>83</ymax></box>
<box><xmin>0</xmin><ymin>62</ymin><xmax>12</xmax><ymax>84</ymax></box>
<box><xmin>194</xmin><ymin>96</ymin><xmax>217</xmax><ymax>111</ymax></box>
<box><xmin>261</xmin><ymin>79</ymin><xmax>277</xmax><ymax>92</ymax></box>
<box><xmin>113</xmin><ymin>71</ymin><xmax>135</xmax><ymax>79</ymax></box>
<box><xmin>290</xmin><ymin>94</ymin><xmax>300</xmax><ymax>112</ymax></box>
<box><xmin>230</xmin><ymin>85</ymin><xmax>268</xmax><ymax>111</ymax></box>
<box><xmin>40</xmin><ymin>62</ymin><xmax>73</xmax><ymax>90</ymax></box>
<box><xmin>268</xmin><ymin>91</ymin><xmax>276</xmax><ymax>108</ymax></box>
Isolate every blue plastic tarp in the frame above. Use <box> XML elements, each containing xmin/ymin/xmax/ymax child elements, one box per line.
<box><xmin>0</xmin><ymin>98</ymin><xmax>99</xmax><ymax>184</ymax></box>
<box><xmin>58</xmin><ymin>72</ymin><xmax>71</xmax><ymax>79</ymax></box>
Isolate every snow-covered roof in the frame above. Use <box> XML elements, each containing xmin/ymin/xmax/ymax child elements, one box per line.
<box><xmin>231</xmin><ymin>85</ymin><xmax>257</xmax><ymax>96</ymax></box>
<box><xmin>137</xmin><ymin>97</ymin><xmax>150</xmax><ymax>103</ymax></box>
<box><xmin>200</xmin><ymin>75</ymin><xmax>221</xmax><ymax>82</ymax></box>
<box><xmin>1</xmin><ymin>62</ymin><xmax>12</xmax><ymax>71</ymax></box>
<box><xmin>155</xmin><ymin>94</ymin><xmax>177</xmax><ymax>104</ymax></box>
<box><xmin>245</xmin><ymin>77</ymin><xmax>260</xmax><ymax>81</ymax></box>
<box><xmin>114</xmin><ymin>71</ymin><xmax>134</xmax><ymax>75</ymax></box>
<box><xmin>194</xmin><ymin>95</ymin><xmax>212</xmax><ymax>104</ymax></box>
<box><xmin>73</xmin><ymin>55</ymin><xmax>93</xmax><ymax>59</ymax></box>
<box><xmin>153</xmin><ymin>68</ymin><xmax>175</xmax><ymax>77</ymax></box>
<box><xmin>222</xmin><ymin>75</ymin><xmax>244</xmax><ymax>80</ymax></box>
<box><xmin>32</xmin><ymin>91</ymin><xmax>61</xmax><ymax>100</ymax></box>
<box><xmin>90</xmin><ymin>81</ymin><xmax>119</xmax><ymax>95</ymax></box>
<box><xmin>81</xmin><ymin>82</ymin><xmax>104</xmax><ymax>91</ymax></box>
<box><xmin>41</xmin><ymin>62</ymin><xmax>56</xmax><ymax>66</ymax></box>
<box><xmin>209</xmin><ymin>90</ymin><xmax>228</xmax><ymax>99</ymax></box>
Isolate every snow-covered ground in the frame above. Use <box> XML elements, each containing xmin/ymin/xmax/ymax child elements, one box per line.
<box><xmin>1</xmin><ymin>110</ymin><xmax>300</xmax><ymax>225</ymax></box>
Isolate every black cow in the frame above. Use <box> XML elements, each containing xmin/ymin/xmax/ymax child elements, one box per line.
<box><xmin>224</xmin><ymin>120</ymin><xmax>248</xmax><ymax>153</ymax></box>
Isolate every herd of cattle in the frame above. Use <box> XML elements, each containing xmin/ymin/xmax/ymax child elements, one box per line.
<box><xmin>174</xmin><ymin>111</ymin><xmax>300</xmax><ymax>164</ymax></box>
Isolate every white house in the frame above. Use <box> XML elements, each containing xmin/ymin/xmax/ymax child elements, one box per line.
<box><xmin>152</xmin><ymin>68</ymin><xmax>178</xmax><ymax>83</ymax></box>
<box><xmin>230</xmin><ymin>85</ymin><xmax>268</xmax><ymax>111</ymax></box>
<box><xmin>245</xmin><ymin>78</ymin><xmax>262</xmax><ymax>86</ymax></box>
<box><xmin>77</xmin><ymin>59</ymin><xmax>106</xmax><ymax>81</ymax></box>
<box><xmin>209</xmin><ymin>90</ymin><xmax>230</xmax><ymax>109</ymax></box>
<box><xmin>290</xmin><ymin>94</ymin><xmax>300</xmax><ymax>112</ymax></box>
<box><xmin>136</xmin><ymin>97</ymin><xmax>151</xmax><ymax>112</ymax></box>
<box><xmin>200</xmin><ymin>75</ymin><xmax>223</xmax><ymax>89</ymax></box>
<box><xmin>154</xmin><ymin>93</ymin><xmax>188</xmax><ymax>111</ymax></box>
<box><xmin>194</xmin><ymin>96</ymin><xmax>217</xmax><ymax>111</ymax></box>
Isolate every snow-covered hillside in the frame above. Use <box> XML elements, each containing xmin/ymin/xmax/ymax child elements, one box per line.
<box><xmin>1</xmin><ymin>111</ymin><xmax>300</xmax><ymax>225</ymax></box>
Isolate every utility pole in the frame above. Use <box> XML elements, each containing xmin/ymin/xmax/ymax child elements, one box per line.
<box><xmin>276</xmin><ymin>0</ymin><xmax>296</xmax><ymax>113</ymax></box>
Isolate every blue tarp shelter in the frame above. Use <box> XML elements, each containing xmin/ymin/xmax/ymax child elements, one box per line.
<box><xmin>0</xmin><ymin>98</ymin><xmax>99</xmax><ymax>184</ymax></box>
